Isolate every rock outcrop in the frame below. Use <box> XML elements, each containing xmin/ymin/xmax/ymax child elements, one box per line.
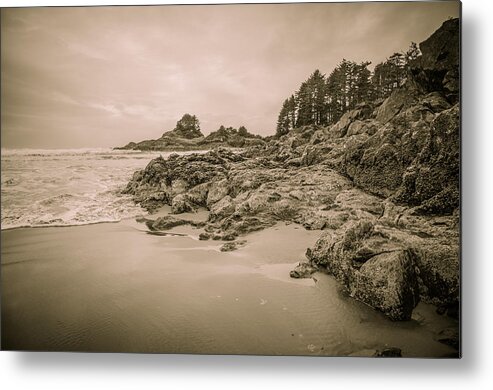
<box><xmin>117</xmin><ymin>115</ymin><xmax>264</xmax><ymax>151</ymax></box>
<box><xmin>124</xmin><ymin>145</ymin><xmax>459</xmax><ymax>321</ymax></box>
<box><xmin>306</xmin><ymin>218</ymin><xmax>458</xmax><ymax>320</ymax></box>
<box><xmin>246</xmin><ymin>19</ymin><xmax>460</xmax><ymax>217</ymax></box>
<box><xmin>123</xmin><ymin>19</ymin><xmax>459</xmax><ymax>323</ymax></box>
<box><xmin>410</xmin><ymin>17</ymin><xmax>460</xmax><ymax>103</ymax></box>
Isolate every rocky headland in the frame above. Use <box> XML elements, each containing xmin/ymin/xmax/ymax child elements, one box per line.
<box><xmin>117</xmin><ymin>113</ymin><xmax>265</xmax><ymax>151</ymax></box>
<box><xmin>123</xmin><ymin>17</ymin><xmax>460</xmax><ymax>335</ymax></box>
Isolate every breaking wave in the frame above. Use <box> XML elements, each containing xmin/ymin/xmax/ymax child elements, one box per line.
<box><xmin>0</xmin><ymin>148</ymin><xmax>179</xmax><ymax>230</ymax></box>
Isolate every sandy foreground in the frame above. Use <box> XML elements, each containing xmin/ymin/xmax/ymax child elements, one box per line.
<box><xmin>1</xmin><ymin>212</ymin><xmax>457</xmax><ymax>356</ymax></box>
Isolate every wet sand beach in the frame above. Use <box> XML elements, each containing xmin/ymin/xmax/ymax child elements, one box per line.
<box><xmin>1</xmin><ymin>216</ymin><xmax>457</xmax><ymax>356</ymax></box>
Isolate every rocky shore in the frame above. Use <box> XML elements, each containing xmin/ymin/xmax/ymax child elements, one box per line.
<box><xmin>123</xmin><ymin>18</ymin><xmax>459</xmax><ymax>337</ymax></box>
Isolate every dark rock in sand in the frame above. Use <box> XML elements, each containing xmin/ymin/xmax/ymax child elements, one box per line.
<box><xmin>374</xmin><ymin>347</ymin><xmax>402</xmax><ymax>357</ymax></box>
<box><xmin>198</xmin><ymin>232</ymin><xmax>210</xmax><ymax>241</ymax></box>
<box><xmin>355</xmin><ymin>250</ymin><xmax>420</xmax><ymax>321</ymax></box>
<box><xmin>220</xmin><ymin>240</ymin><xmax>247</xmax><ymax>252</ymax></box>
<box><xmin>435</xmin><ymin>327</ymin><xmax>459</xmax><ymax>350</ymax></box>
<box><xmin>146</xmin><ymin>216</ymin><xmax>190</xmax><ymax>231</ymax></box>
<box><xmin>290</xmin><ymin>262</ymin><xmax>318</xmax><ymax>279</ymax></box>
<box><xmin>348</xmin><ymin>347</ymin><xmax>402</xmax><ymax>357</ymax></box>
<box><xmin>308</xmin><ymin>221</ymin><xmax>420</xmax><ymax>320</ymax></box>
<box><xmin>221</xmin><ymin>233</ymin><xmax>237</xmax><ymax>241</ymax></box>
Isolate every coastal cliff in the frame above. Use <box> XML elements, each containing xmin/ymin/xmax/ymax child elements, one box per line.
<box><xmin>123</xmin><ymin>19</ymin><xmax>459</xmax><ymax>324</ymax></box>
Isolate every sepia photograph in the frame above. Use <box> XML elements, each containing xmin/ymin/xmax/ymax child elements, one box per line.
<box><xmin>1</xmin><ymin>1</ymin><xmax>460</xmax><ymax>357</ymax></box>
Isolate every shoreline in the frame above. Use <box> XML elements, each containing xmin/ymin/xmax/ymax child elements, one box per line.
<box><xmin>1</xmin><ymin>216</ymin><xmax>458</xmax><ymax>356</ymax></box>
<box><xmin>0</xmin><ymin>8</ymin><xmax>460</xmax><ymax>359</ymax></box>
<box><xmin>0</xmin><ymin>219</ymin><xmax>125</xmax><ymax>232</ymax></box>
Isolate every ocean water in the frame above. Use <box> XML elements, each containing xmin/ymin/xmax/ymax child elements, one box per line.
<box><xmin>1</xmin><ymin>148</ymin><xmax>189</xmax><ymax>230</ymax></box>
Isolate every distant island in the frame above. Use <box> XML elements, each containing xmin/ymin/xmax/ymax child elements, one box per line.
<box><xmin>115</xmin><ymin>113</ymin><xmax>265</xmax><ymax>151</ymax></box>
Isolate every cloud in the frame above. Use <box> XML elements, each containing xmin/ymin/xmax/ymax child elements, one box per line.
<box><xmin>1</xmin><ymin>2</ymin><xmax>460</xmax><ymax>149</ymax></box>
<box><xmin>86</xmin><ymin>102</ymin><xmax>121</xmax><ymax>116</ymax></box>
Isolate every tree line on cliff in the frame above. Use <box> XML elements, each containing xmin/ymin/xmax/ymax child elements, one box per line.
<box><xmin>276</xmin><ymin>42</ymin><xmax>421</xmax><ymax>136</ymax></box>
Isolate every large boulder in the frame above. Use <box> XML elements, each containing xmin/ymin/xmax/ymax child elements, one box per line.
<box><xmin>354</xmin><ymin>250</ymin><xmax>420</xmax><ymax>321</ymax></box>
<box><xmin>375</xmin><ymin>86</ymin><xmax>420</xmax><ymax>124</ymax></box>
<box><xmin>329</xmin><ymin>103</ymin><xmax>374</xmax><ymax>137</ymax></box>
<box><xmin>413</xmin><ymin>241</ymin><xmax>460</xmax><ymax>309</ymax></box>
<box><xmin>308</xmin><ymin>221</ymin><xmax>420</xmax><ymax>320</ymax></box>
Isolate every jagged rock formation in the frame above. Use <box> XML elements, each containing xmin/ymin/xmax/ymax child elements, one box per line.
<box><xmin>124</xmin><ymin>19</ymin><xmax>459</xmax><ymax>322</ymax></box>
<box><xmin>409</xmin><ymin>18</ymin><xmax>460</xmax><ymax>103</ymax></box>
<box><xmin>117</xmin><ymin>114</ymin><xmax>264</xmax><ymax>151</ymax></box>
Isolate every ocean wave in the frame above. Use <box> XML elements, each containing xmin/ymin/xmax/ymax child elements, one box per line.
<box><xmin>0</xmin><ymin>148</ymin><xmax>167</xmax><ymax>163</ymax></box>
<box><xmin>1</xmin><ymin>217</ymin><xmax>127</xmax><ymax>231</ymax></box>
<box><xmin>2</xmin><ymin>147</ymin><xmax>113</xmax><ymax>156</ymax></box>
<box><xmin>38</xmin><ymin>193</ymin><xmax>76</xmax><ymax>206</ymax></box>
<box><xmin>0</xmin><ymin>148</ymin><xmax>196</xmax><ymax>231</ymax></box>
<box><xmin>1</xmin><ymin>191</ymin><xmax>146</xmax><ymax>231</ymax></box>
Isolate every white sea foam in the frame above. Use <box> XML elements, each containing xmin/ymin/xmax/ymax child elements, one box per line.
<box><xmin>0</xmin><ymin>148</ymin><xmax>191</xmax><ymax>230</ymax></box>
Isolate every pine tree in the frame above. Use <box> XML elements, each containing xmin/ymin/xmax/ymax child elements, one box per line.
<box><xmin>274</xmin><ymin>39</ymin><xmax>420</xmax><ymax>135</ymax></box>
<box><xmin>238</xmin><ymin>126</ymin><xmax>248</xmax><ymax>137</ymax></box>
<box><xmin>173</xmin><ymin>114</ymin><xmax>202</xmax><ymax>138</ymax></box>
<box><xmin>405</xmin><ymin>42</ymin><xmax>421</xmax><ymax>63</ymax></box>
<box><xmin>276</xmin><ymin>99</ymin><xmax>291</xmax><ymax>137</ymax></box>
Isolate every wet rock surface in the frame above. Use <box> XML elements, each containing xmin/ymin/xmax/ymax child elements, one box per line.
<box><xmin>126</xmin><ymin>141</ymin><xmax>458</xmax><ymax>322</ymax></box>
<box><xmin>220</xmin><ymin>240</ymin><xmax>247</xmax><ymax>252</ymax></box>
<box><xmin>374</xmin><ymin>347</ymin><xmax>403</xmax><ymax>357</ymax></box>
<box><xmin>434</xmin><ymin>327</ymin><xmax>460</xmax><ymax>350</ymax></box>
<box><xmin>124</xmin><ymin>19</ymin><xmax>459</xmax><ymax>328</ymax></box>
<box><xmin>349</xmin><ymin>347</ymin><xmax>402</xmax><ymax>357</ymax></box>
<box><xmin>289</xmin><ymin>261</ymin><xmax>318</xmax><ymax>279</ymax></box>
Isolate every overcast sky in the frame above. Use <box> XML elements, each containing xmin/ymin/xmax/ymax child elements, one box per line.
<box><xmin>1</xmin><ymin>1</ymin><xmax>459</xmax><ymax>149</ymax></box>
